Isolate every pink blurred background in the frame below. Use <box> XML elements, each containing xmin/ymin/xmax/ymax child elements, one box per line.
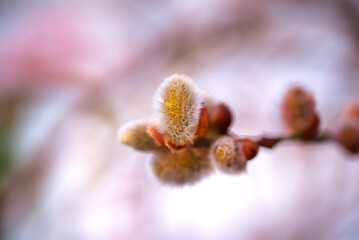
<box><xmin>1</xmin><ymin>0</ymin><xmax>359</xmax><ymax>239</ymax></box>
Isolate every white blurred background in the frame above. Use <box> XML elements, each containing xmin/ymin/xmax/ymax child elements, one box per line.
<box><xmin>1</xmin><ymin>0</ymin><xmax>359</xmax><ymax>239</ymax></box>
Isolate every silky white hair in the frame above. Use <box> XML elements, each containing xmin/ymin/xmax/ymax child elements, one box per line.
<box><xmin>154</xmin><ymin>74</ymin><xmax>201</xmax><ymax>146</ymax></box>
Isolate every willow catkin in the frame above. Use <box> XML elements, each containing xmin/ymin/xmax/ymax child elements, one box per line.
<box><xmin>118</xmin><ymin>119</ymin><xmax>161</xmax><ymax>151</ymax></box>
<box><xmin>154</xmin><ymin>74</ymin><xmax>201</xmax><ymax>148</ymax></box>
<box><xmin>211</xmin><ymin>136</ymin><xmax>247</xmax><ymax>174</ymax></box>
<box><xmin>150</xmin><ymin>148</ymin><xmax>212</xmax><ymax>186</ymax></box>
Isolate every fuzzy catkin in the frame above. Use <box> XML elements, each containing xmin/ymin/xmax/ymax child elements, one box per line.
<box><xmin>150</xmin><ymin>149</ymin><xmax>212</xmax><ymax>186</ymax></box>
<box><xmin>155</xmin><ymin>74</ymin><xmax>201</xmax><ymax>147</ymax></box>
<box><xmin>118</xmin><ymin>119</ymin><xmax>160</xmax><ymax>151</ymax></box>
<box><xmin>211</xmin><ymin>136</ymin><xmax>247</xmax><ymax>174</ymax></box>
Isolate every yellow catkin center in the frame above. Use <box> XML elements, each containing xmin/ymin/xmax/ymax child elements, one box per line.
<box><xmin>164</xmin><ymin>80</ymin><xmax>189</xmax><ymax>135</ymax></box>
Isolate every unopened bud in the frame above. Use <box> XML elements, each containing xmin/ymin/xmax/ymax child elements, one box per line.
<box><xmin>334</xmin><ymin>101</ymin><xmax>359</xmax><ymax>153</ymax></box>
<box><xmin>280</xmin><ymin>86</ymin><xmax>319</xmax><ymax>139</ymax></box>
<box><xmin>203</xmin><ymin>94</ymin><xmax>233</xmax><ymax>136</ymax></box>
<box><xmin>150</xmin><ymin>148</ymin><xmax>212</xmax><ymax>186</ymax></box>
<box><xmin>212</xmin><ymin>103</ymin><xmax>232</xmax><ymax>134</ymax></box>
<box><xmin>238</xmin><ymin>139</ymin><xmax>259</xmax><ymax>161</ymax></box>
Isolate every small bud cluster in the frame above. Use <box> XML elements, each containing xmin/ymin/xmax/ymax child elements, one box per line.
<box><xmin>119</xmin><ymin>75</ymin><xmax>359</xmax><ymax>186</ymax></box>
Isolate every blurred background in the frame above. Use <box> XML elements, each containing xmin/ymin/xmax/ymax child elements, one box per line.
<box><xmin>1</xmin><ymin>0</ymin><xmax>359</xmax><ymax>239</ymax></box>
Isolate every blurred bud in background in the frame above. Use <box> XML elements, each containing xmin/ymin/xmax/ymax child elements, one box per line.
<box><xmin>333</xmin><ymin>101</ymin><xmax>359</xmax><ymax>153</ymax></box>
<box><xmin>280</xmin><ymin>86</ymin><xmax>320</xmax><ymax>140</ymax></box>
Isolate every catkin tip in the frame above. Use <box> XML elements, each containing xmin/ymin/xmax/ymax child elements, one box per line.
<box><xmin>118</xmin><ymin>119</ymin><xmax>162</xmax><ymax>151</ymax></box>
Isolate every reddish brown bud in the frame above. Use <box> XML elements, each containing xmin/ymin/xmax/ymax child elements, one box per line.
<box><xmin>212</xmin><ymin>103</ymin><xmax>232</xmax><ymax>134</ymax></box>
<box><xmin>334</xmin><ymin>124</ymin><xmax>359</xmax><ymax>153</ymax></box>
<box><xmin>165</xmin><ymin>139</ymin><xmax>186</xmax><ymax>152</ymax></box>
<box><xmin>281</xmin><ymin>86</ymin><xmax>319</xmax><ymax>139</ymax></box>
<box><xmin>333</xmin><ymin>101</ymin><xmax>359</xmax><ymax>153</ymax></box>
<box><xmin>195</xmin><ymin>104</ymin><xmax>209</xmax><ymax>138</ymax></box>
<box><xmin>237</xmin><ymin>139</ymin><xmax>259</xmax><ymax>161</ymax></box>
<box><xmin>147</xmin><ymin>125</ymin><xmax>165</xmax><ymax>146</ymax></box>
